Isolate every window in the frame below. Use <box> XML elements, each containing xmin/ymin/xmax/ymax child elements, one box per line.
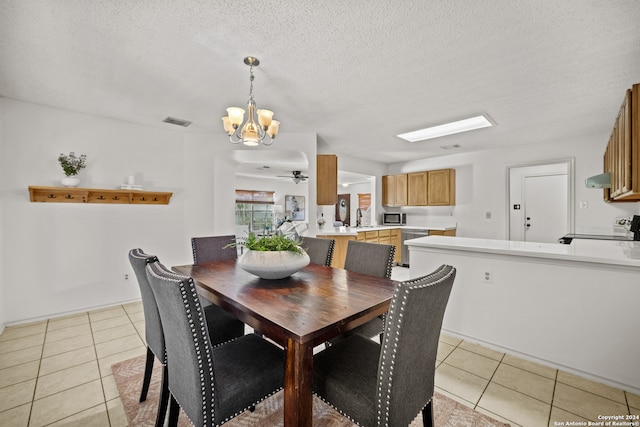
<box><xmin>235</xmin><ymin>190</ymin><xmax>275</xmax><ymax>232</ymax></box>
<box><xmin>358</xmin><ymin>193</ymin><xmax>371</xmax><ymax>210</ymax></box>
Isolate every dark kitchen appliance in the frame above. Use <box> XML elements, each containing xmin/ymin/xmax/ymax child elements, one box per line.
<box><xmin>382</xmin><ymin>212</ymin><xmax>406</xmax><ymax>226</ymax></box>
<box><xmin>400</xmin><ymin>228</ymin><xmax>430</xmax><ymax>266</ymax></box>
<box><xmin>630</xmin><ymin>215</ymin><xmax>640</xmax><ymax>241</ymax></box>
<box><xmin>558</xmin><ymin>233</ymin><xmax>633</xmax><ymax>244</ymax></box>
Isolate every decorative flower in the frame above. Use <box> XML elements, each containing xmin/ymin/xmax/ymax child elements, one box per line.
<box><xmin>58</xmin><ymin>152</ymin><xmax>87</xmax><ymax>176</ymax></box>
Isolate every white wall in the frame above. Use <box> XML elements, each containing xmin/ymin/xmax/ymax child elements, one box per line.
<box><xmin>0</xmin><ymin>103</ymin><xmax>4</xmax><ymax>334</ymax></box>
<box><xmin>0</xmin><ymin>98</ymin><xmax>317</xmax><ymax>326</ymax></box>
<box><xmin>386</xmin><ymin>137</ymin><xmax>639</xmax><ymax>237</ymax></box>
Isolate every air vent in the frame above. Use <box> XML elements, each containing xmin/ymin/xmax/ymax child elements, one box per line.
<box><xmin>439</xmin><ymin>144</ymin><xmax>462</xmax><ymax>150</ymax></box>
<box><xmin>163</xmin><ymin>116</ymin><xmax>192</xmax><ymax>127</ymax></box>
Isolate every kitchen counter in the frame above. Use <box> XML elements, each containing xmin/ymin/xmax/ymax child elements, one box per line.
<box><xmin>315</xmin><ymin>224</ymin><xmax>456</xmax><ymax>236</ymax></box>
<box><xmin>406</xmin><ymin>235</ymin><xmax>640</xmax><ymax>394</ymax></box>
<box><xmin>405</xmin><ymin>235</ymin><xmax>640</xmax><ymax>268</ymax></box>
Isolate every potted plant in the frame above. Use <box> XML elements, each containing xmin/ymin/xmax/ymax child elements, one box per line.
<box><xmin>230</xmin><ymin>232</ymin><xmax>310</xmax><ymax>280</ymax></box>
<box><xmin>58</xmin><ymin>152</ymin><xmax>87</xmax><ymax>187</ymax></box>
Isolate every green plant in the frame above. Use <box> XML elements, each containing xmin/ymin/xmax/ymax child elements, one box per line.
<box><xmin>228</xmin><ymin>232</ymin><xmax>304</xmax><ymax>254</ymax></box>
<box><xmin>58</xmin><ymin>152</ymin><xmax>87</xmax><ymax>176</ymax></box>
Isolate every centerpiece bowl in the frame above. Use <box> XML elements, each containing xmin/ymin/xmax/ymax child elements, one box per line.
<box><xmin>238</xmin><ymin>249</ymin><xmax>310</xmax><ymax>280</ymax></box>
<box><xmin>231</xmin><ymin>232</ymin><xmax>310</xmax><ymax>280</ymax></box>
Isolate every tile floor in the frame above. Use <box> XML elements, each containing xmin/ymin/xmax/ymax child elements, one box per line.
<box><xmin>0</xmin><ymin>268</ymin><xmax>638</xmax><ymax>426</ymax></box>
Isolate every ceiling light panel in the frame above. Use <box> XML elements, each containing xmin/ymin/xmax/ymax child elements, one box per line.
<box><xmin>397</xmin><ymin>114</ymin><xmax>494</xmax><ymax>142</ymax></box>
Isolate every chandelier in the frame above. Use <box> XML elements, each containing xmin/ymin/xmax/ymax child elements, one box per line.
<box><xmin>222</xmin><ymin>57</ymin><xmax>280</xmax><ymax>146</ymax></box>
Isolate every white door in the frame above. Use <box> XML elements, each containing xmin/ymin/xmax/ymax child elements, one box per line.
<box><xmin>523</xmin><ymin>174</ymin><xmax>568</xmax><ymax>243</ymax></box>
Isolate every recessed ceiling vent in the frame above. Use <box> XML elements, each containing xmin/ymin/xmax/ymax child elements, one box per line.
<box><xmin>163</xmin><ymin>116</ymin><xmax>192</xmax><ymax>127</ymax></box>
<box><xmin>440</xmin><ymin>144</ymin><xmax>462</xmax><ymax>150</ymax></box>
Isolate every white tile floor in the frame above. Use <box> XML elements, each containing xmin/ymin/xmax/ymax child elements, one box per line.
<box><xmin>0</xmin><ymin>267</ymin><xmax>638</xmax><ymax>426</ymax></box>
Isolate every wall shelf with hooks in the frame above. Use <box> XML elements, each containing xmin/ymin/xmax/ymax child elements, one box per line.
<box><xmin>28</xmin><ymin>186</ymin><xmax>172</xmax><ymax>205</ymax></box>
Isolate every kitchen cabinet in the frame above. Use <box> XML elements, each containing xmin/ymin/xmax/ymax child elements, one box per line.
<box><xmin>390</xmin><ymin>228</ymin><xmax>402</xmax><ymax>263</ymax></box>
<box><xmin>356</xmin><ymin>228</ymin><xmax>402</xmax><ymax>264</ymax></box>
<box><xmin>317</xmin><ymin>154</ymin><xmax>338</xmax><ymax>205</ymax></box>
<box><xmin>604</xmin><ymin>83</ymin><xmax>639</xmax><ymax>202</ymax></box>
<box><xmin>407</xmin><ymin>171</ymin><xmax>428</xmax><ymax>206</ymax></box>
<box><xmin>382</xmin><ymin>168</ymin><xmax>455</xmax><ymax>206</ymax></box>
<box><xmin>317</xmin><ymin>234</ymin><xmax>354</xmax><ymax>268</ymax></box>
<box><xmin>427</xmin><ymin>169</ymin><xmax>456</xmax><ymax>206</ymax></box>
<box><xmin>382</xmin><ymin>174</ymin><xmax>407</xmax><ymax>206</ymax></box>
<box><xmin>428</xmin><ymin>229</ymin><xmax>456</xmax><ymax>236</ymax></box>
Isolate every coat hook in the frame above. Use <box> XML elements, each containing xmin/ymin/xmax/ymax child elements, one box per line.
<box><xmin>97</xmin><ymin>195</ymin><xmax>105</xmax><ymax>200</ymax></box>
<box><xmin>48</xmin><ymin>194</ymin><xmax>57</xmax><ymax>199</ymax></box>
<box><xmin>65</xmin><ymin>194</ymin><xmax>73</xmax><ymax>199</ymax></box>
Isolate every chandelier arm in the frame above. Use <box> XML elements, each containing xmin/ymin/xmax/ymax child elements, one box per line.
<box><xmin>229</xmin><ymin>130</ymin><xmax>243</xmax><ymax>144</ymax></box>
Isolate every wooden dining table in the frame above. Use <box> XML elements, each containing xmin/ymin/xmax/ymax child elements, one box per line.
<box><xmin>172</xmin><ymin>259</ymin><xmax>398</xmax><ymax>427</ymax></box>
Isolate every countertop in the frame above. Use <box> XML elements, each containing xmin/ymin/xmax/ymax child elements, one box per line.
<box><xmin>404</xmin><ymin>235</ymin><xmax>640</xmax><ymax>268</ymax></box>
<box><xmin>315</xmin><ymin>224</ymin><xmax>457</xmax><ymax>236</ymax></box>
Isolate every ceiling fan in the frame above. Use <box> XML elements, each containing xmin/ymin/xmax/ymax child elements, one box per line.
<box><xmin>277</xmin><ymin>170</ymin><xmax>309</xmax><ymax>184</ymax></box>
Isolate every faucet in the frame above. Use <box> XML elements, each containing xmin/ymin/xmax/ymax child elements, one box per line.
<box><xmin>356</xmin><ymin>208</ymin><xmax>363</xmax><ymax>227</ymax></box>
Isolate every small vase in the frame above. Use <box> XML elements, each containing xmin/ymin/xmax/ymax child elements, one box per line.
<box><xmin>61</xmin><ymin>175</ymin><xmax>80</xmax><ymax>187</ymax></box>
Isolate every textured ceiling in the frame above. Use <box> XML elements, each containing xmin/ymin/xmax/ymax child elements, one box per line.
<box><xmin>1</xmin><ymin>0</ymin><xmax>640</xmax><ymax>164</ymax></box>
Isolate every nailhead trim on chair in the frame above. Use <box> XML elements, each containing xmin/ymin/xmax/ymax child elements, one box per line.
<box><xmin>384</xmin><ymin>245</ymin><xmax>396</xmax><ymax>279</ymax></box>
<box><xmin>326</xmin><ymin>239</ymin><xmax>335</xmax><ymax>266</ymax></box>
<box><xmin>376</xmin><ymin>265</ymin><xmax>451</xmax><ymax>426</ymax></box>
<box><xmin>148</xmin><ymin>265</ymin><xmax>283</xmax><ymax>426</ymax></box>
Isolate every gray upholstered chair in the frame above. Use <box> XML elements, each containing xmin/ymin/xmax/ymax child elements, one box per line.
<box><xmin>313</xmin><ymin>265</ymin><xmax>456</xmax><ymax>427</ymax></box>
<box><xmin>128</xmin><ymin>249</ymin><xmax>245</xmax><ymax>427</ymax></box>
<box><xmin>344</xmin><ymin>239</ymin><xmax>395</xmax><ymax>279</ymax></box>
<box><xmin>300</xmin><ymin>236</ymin><xmax>335</xmax><ymax>266</ymax></box>
<box><xmin>191</xmin><ymin>235</ymin><xmax>238</xmax><ymax>265</ymax></box>
<box><xmin>145</xmin><ymin>261</ymin><xmax>284</xmax><ymax>427</ymax></box>
<box><xmin>343</xmin><ymin>240</ymin><xmax>396</xmax><ymax>341</ymax></box>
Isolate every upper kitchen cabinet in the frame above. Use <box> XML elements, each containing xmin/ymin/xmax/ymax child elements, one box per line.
<box><xmin>407</xmin><ymin>171</ymin><xmax>428</xmax><ymax>206</ymax></box>
<box><xmin>604</xmin><ymin>83</ymin><xmax>639</xmax><ymax>202</ymax></box>
<box><xmin>427</xmin><ymin>169</ymin><xmax>456</xmax><ymax>206</ymax></box>
<box><xmin>382</xmin><ymin>174</ymin><xmax>407</xmax><ymax>206</ymax></box>
<box><xmin>317</xmin><ymin>154</ymin><xmax>338</xmax><ymax>205</ymax></box>
<box><xmin>383</xmin><ymin>168</ymin><xmax>456</xmax><ymax>206</ymax></box>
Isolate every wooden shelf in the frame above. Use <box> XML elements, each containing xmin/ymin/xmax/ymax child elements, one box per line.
<box><xmin>28</xmin><ymin>186</ymin><xmax>172</xmax><ymax>205</ymax></box>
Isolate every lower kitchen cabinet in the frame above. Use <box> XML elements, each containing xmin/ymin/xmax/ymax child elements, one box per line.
<box><xmin>429</xmin><ymin>229</ymin><xmax>457</xmax><ymax>236</ymax></box>
<box><xmin>356</xmin><ymin>228</ymin><xmax>402</xmax><ymax>264</ymax></box>
<box><xmin>316</xmin><ymin>234</ymin><xmax>354</xmax><ymax>268</ymax></box>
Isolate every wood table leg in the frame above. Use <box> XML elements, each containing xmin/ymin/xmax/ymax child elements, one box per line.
<box><xmin>284</xmin><ymin>338</ymin><xmax>313</xmax><ymax>427</ymax></box>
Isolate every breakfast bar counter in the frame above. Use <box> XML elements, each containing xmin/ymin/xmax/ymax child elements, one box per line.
<box><xmin>405</xmin><ymin>236</ymin><xmax>640</xmax><ymax>394</ymax></box>
<box><xmin>405</xmin><ymin>235</ymin><xmax>640</xmax><ymax>268</ymax></box>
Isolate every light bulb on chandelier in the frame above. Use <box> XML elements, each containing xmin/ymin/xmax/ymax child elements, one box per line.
<box><xmin>222</xmin><ymin>57</ymin><xmax>280</xmax><ymax>146</ymax></box>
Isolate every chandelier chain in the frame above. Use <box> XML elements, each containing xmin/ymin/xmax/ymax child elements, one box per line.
<box><xmin>248</xmin><ymin>64</ymin><xmax>255</xmax><ymax>102</ymax></box>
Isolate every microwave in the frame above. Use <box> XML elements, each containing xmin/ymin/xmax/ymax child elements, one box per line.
<box><xmin>382</xmin><ymin>212</ymin><xmax>406</xmax><ymax>225</ymax></box>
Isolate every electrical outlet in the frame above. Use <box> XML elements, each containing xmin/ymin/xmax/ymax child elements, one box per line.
<box><xmin>124</xmin><ymin>273</ymin><xmax>129</xmax><ymax>281</ymax></box>
<box><xmin>482</xmin><ymin>270</ymin><xmax>493</xmax><ymax>283</ymax></box>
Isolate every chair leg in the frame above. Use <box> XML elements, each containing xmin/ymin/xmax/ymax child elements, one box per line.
<box><xmin>168</xmin><ymin>394</ymin><xmax>180</xmax><ymax>427</ymax></box>
<box><xmin>139</xmin><ymin>347</ymin><xmax>154</xmax><ymax>402</ymax></box>
<box><xmin>154</xmin><ymin>364</ymin><xmax>170</xmax><ymax>427</ymax></box>
<box><xmin>422</xmin><ymin>400</ymin><xmax>434</xmax><ymax>427</ymax></box>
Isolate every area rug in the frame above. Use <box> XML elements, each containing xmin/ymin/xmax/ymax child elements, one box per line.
<box><xmin>112</xmin><ymin>355</ymin><xmax>510</xmax><ymax>426</ymax></box>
